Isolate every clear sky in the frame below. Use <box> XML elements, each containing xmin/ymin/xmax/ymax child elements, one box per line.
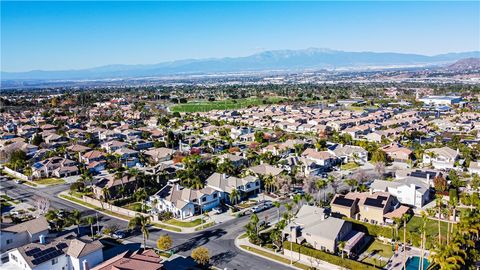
<box><xmin>1</xmin><ymin>1</ymin><xmax>479</xmax><ymax>72</ymax></box>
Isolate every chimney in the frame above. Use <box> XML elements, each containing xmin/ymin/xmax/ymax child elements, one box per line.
<box><xmin>222</xmin><ymin>173</ymin><xmax>227</xmax><ymax>180</ymax></box>
<box><xmin>39</xmin><ymin>235</ymin><xmax>46</xmax><ymax>244</ymax></box>
<box><xmin>176</xmin><ymin>184</ymin><xmax>180</xmax><ymax>191</ymax></box>
<box><xmin>82</xmin><ymin>259</ymin><xmax>90</xmax><ymax>270</ymax></box>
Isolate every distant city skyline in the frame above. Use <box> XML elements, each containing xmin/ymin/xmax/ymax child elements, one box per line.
<box><xmin>1</xmin><ymin>1</ymin><xmax>479</xmax><ymax>72</ymax></box>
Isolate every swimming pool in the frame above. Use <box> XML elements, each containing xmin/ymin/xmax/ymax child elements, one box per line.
<box><xmin>404</xmin><ymin>256</ymin><xmax>430</xmax><ymax>270</ymax></box>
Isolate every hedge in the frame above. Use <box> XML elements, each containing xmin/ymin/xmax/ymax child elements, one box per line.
<box><xmin>283</xmin><ymin>241</ymin><xmax>378</xmax><ymax>270</ymax></box>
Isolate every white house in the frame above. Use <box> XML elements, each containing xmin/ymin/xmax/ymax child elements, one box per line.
<box><xmin>4</xmin><ymin>234</ymin><xmax>103</xmax><ymax>270</ymax></box>
<box><xmin>0</xmin><ymin>217</ymin><xmax>49</xmax><ymax>254</ymax></box>
<box><xmin>148</xmin><ymin>179</ymin><xmax>221</xmax><ymax>220</ymax></box>
<box><xmin>371</xmin><ymin>178</ymin><xmax>431</xmax><ymax>208</ymax></box>
<box><xmin>328</xmin><ymin>144</ymin><xmax>368</xmax><ymax>164</ymax></box>
<box><xmin>423</xmin><ymin>147</ymin><xmax>459</xmax><ymax>170</ymax></box>
<box><xmin>206</xmin><ymin>172</ymin><xmax>260</xmax><ymax>201</ymax></box>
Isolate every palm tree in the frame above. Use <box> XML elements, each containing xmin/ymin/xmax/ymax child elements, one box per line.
<box><xmin>86</xmin><ymin>216</ymin><xmax>96</xmax><ymax>239</ymax></box>
<box><xmin>128</xmin><ymin>214</ymin><xmax>151</xmax><ymax>250</ymax></box>
<box><xmin>292</xmin><ymin>194</ymin><xmax>302</xmax><ymax>214</ymax></box>
<box><xmin>273</xmin><ymin>201</ymin><xmax>281</xmax><ymax>222</ymax></box>
<box><xmin>429</xmin><ymin>242</ymin><xmax>466</xmax><ymax>270</ymax></box>
<box><xmin>338</xmin><ymin>240</ymin><xmax>346</xmax><ymax>259</ymax></box>
<box><xmin>436</xmin><ymin>195</ymin><xmax>443</xmax><ymax>245</ymax></box>
<box><xmin>419</xmin><ymin>211</ymin><xmax>428</xmax><ymax>270</ymax></box>
<box><xmin>263</xmin><ymin>174</ymin><xmax>275</xmax><ymax>194</ymax></box>
<box><xmin>402</xmin><ymin>213</ymin><xmax>411</xmax><ymax>270</ymax></box>
<box><xmin>344</xmin><ymin>178</ymin><xmax>358</xmax><ymax>192</ymax></box>
<box><xmin>229</xmin><ymin>188</ymin><xmax>240</xmax><ymax>206</ymax></box>
<box><xmin>70</xmin><ymin>210</ymin><xmax>82</xmax><ymax>235</ymax></box>
<box><xmin>315</xmin><ymin>179</ymin><xmax>327</xmax><ymax>203</ymax></box>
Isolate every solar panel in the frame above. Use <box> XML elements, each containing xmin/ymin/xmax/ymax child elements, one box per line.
<box><xmin>333</xmin><ymin>196</ymin><xmax>354</xmax><ymax>207</ymax></box>
<box><xmin>25</xmin><ymin>248</ymin><xmax>41</xmax><ymax>256</ymax></box>
<box><xmin>56</xmin><ymin>243</ymin><xmax>68</xmax><ymax>250</ymax></box>
<box><xmin>364</xmin><ymin>197</ymin><xmax>384</xmax><ymax>208</ymax></box>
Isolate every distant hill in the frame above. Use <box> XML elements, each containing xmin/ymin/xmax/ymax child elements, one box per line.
<box><xmin>2</xmin><ymin>48</ymin><xmax>480</xmax><ymax>80</ymax></box>
<box><xmin>446</xmin><ymin>57</ymin><xmax>480</xmax><ymax>70</ymax></box>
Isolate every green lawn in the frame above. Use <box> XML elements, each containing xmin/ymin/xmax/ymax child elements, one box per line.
<box><xmin>194</xmin><ymin>222</ymin><xmax>215</xmax><ymax>231</ymax></box>
<box><xmin>364</xmin><ymin>240</ymin><xmax>394</xmax><ymax>259</ymax></box>
<box><xmin>164</xmin><ymin>218</ymin><xmax>203</xmax><ymax>227</ymax></box>
<box><xmin>346</xmin><ymin>215</ymin><xmax>451</xmax><ymax>249</ymax></box>
<box><xmin>361</xmin><ymin>240</ymin><xmax>394</xmax><ymax>267</ymax></box>
<box><xmin>152</xmin><ymin>223</ymin><xmax>182</xmax><ymax>232</ymax></box>
<box><xmin>239</xmin><ymin>245</ymin><xmax>310</xmax><ymax>270</ymax></box>
<box><xmin>284</xmin><ymin>242</ymin><xmax>378</xmax><ymax>270</ymax></box>
<box><xmin>341</xmin><ymin>162</ymin><xmax>359</xmax><ymax>170</ymax></box>
<box><xmin>34</xmin><ymin>178</ymin><xmax>65</xmax><ymax>185</ymax></box>
<box><xmin>170</xmin><ymin>97</ymin><xmax>285</xmax><ymax>112</ymax></box>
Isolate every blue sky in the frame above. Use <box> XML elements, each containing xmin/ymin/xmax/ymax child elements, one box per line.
<box><xmin>1</xmin><ymin>1</ymin><xmax>479</xmax><ymax>72</ymax></box>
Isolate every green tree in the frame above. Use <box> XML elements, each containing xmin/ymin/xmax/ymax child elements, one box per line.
<box><xmin>128</xmin><ymin>214</ymin><xmax>151</xmax><ymax>249</ymax></box>
<box><xmin>191</xmin><ymin>246</ymin><xmax>210</xmax><ymax>268</ymax></box>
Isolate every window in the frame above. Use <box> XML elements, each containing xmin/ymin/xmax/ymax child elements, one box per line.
<box><xmin>52</xmin><ymin>258</ymin><xmax>58</xmax><ymax>265</ymax></box>
<box><xmin>202</xmin><ymin>197</ymin><xmax>206</xmax><ymax>202</ymax></box>
<box><xmin>6</xmin><ymin>239</ymin><xmax>13</xmax><ymax>244</ymax></box>
<box><xmin>255</xmin><ymin>182</ymin><xmax>259</xmax><ymax>186</ymax></box>
<box><xmin>213</xmin><ymin>193</ymin><xmax>218</xmax><ymax>198</ymax></box>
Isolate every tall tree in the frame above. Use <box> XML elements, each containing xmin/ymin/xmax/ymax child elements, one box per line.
<box><xmin>129</xmin><ymin>214</ymin><xmax>151</xmax><ymax>249</ymax></box>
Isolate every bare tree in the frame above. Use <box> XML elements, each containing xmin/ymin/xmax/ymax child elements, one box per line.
<box><xmin>374</xmin><ymin>162</ymin><xmax>386</xmax><ymax>179</ymax></box>
<box><xmin>353</xmin><ymin>169</ymin><xmax>368</xmax><ymax>183</ymax></box>
<box><xmin>34</xmin><ymin>196</ymin><xmax>50</xmax><ymax>216</ymax></box>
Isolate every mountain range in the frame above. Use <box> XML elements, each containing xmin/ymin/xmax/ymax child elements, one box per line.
<box><xmin>2</xmin><ymin>48</ymin><xmax>480</xmax><ymax>81</ymax></box>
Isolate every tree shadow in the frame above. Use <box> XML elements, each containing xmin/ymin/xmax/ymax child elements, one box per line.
<box><xmin>173</xmin><ymin>228</ymin><xmax>227</xmax><ymax>252</ymax></box>
<box><xmin>210</xmin><ymin>250</ymin><xmax>236</xmax><ymax>265</ymax></box>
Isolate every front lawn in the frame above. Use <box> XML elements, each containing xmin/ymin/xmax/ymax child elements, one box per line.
<box><xmin>164</xmin><ymin>218</ymin><xmax>204</xmax><ymax>227</ymax></box>
<box><xmin>34</xmin><ymin>178</ymin><xmax>65</xmax><ymax>185</ymax></box>
<box><xmin>341</xmin><ymin>162</ymin><xmax>360</xmax><ymax>170</ymax></box>
<box><xmin>240</xmin><ymin>245</ymin><xmax>310</xmax><ymax>270</ymax></box>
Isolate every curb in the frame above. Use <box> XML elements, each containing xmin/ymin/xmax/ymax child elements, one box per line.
<box><xmin>57</xmin><ymin>192</ymin><xmax>222</xmax><ymax>234</ymax></box>
<box><xmin>233</xmin><ymin>234</ymin><xmax>301</xmax><ymax>270</ymax></box>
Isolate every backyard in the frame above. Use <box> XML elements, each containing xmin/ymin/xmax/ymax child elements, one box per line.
<box><xmin>361</xmin><ymin>240</ymin><xmax>395</xmax><ymax>268</ymax></box>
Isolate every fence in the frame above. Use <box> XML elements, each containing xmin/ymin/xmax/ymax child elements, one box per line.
<box><xmin>2</xmin><ymin>166</ymin><xmax>30</xmax><ymax>181</ymax></box>
<box><xmin>81</xmin><ymin>195</ymin><xmax>158</xmax><ymax>221</ymax></box>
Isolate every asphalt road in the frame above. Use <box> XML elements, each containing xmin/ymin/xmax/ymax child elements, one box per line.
<box><xmin>0</xmin><ymin>177</ymin><xmax>292</xmax><ymax>270</ymax></box>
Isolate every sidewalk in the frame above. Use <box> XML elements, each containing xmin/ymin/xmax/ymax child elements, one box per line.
<box><xmin>58</xmin><ymin>191</ymin><xmax>219</xmax><ymax>234</ymax></box>
<box><xmin>235</xmin><ymin>234</ymin><xmax>340</xmax><ymax>270</ymax></box>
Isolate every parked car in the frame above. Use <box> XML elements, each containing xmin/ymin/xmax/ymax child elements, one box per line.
<box><xmin>14</xmin><ymin>179</ymin><xmax>22</xmax><ymax>184</ymax></box>
<box><xmin>212</xmin><ymin>207</ymin><xmax>224</xmax><ymax>215</ymax></box>
<box><xmin>112</xmin><ymin>230</ymin><xmax>128</xmax><ymax>239</ymax></box>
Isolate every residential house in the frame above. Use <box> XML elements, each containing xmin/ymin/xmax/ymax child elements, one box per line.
<box><xmin>4</xmin><ymin>234</ymin><xmax>103</xmax><ymax>270</ymax></box>
<box><xmin>144</xmin><ymin>147</ymin><xmax>174</xmax><ymax>164</ymax></box>
<box><xmin>0</xmin><ymin>217</ymin><xmax>49</xmax><ymax>254</ymax></box>
<box><xmin>468</xmin><ymin>161</ymin><xmax>480</xmax><ymax>175</ymax></box>
<box><xmin>149</xmin><ymin>180</ymin><xmax>221</xmax><ymax>220</ymax></box>
<box><xmin>81</xmin><ymin>150</ymin><xmax>106</xmax><ymax>165</ymax></box>
<box><xmin>282</xmin><ymin>205</ymin><xmax>366</xmax><ymax>256</ymax></box>
<box><xmin>423</xmin><ymin>147</ymin><xmax>459</xmax><ymax>170</ymax></box>
<box><xmin>331</xmin><ymin>192</ymin><xmax>403</xmax><ymax>225</ymax></box>
<box><xmin>101</xmin><ymin>140</ymin><xmax>128</xmax><ymax>153</ymax></box>
<box><xmin>217</xmin><ymin>153</ymin><xmax>247</xmax><ymax>168</ymax></box>
<box><xmin>92</xmin><ymin>249</ymin><xmax>163</xmax><ymax>270</ymax></box>
<box><xmin>206</xmin><ymin>172</ymin><xmax>260</xmax><ymax>202</ymax></box>
<box><xmin>380</xmin><ymin>143</ymin><xmax>412</xmax><ymax>163</ymax></box>
<box><xmin>370</xmin><ymin>178</ymin><xmax>431</xmax><ymax>208</ymax></box>
<box><xmin>301</xmin><ymin>148</ymin><xmax>338</xmax><ymax>169</ymax></box>
<box><xmin>328</xmin><ymin>144</ymin><xmax>368</xmax><ymax>164</ymax></box>
<box><xmin>92</xmin><ymin>175</ymin><xmax>138</xmax><ymax>200</ymax></box>
<box><xmin>31</xmin><ymin>157</ymin><xmax>79</xmax><ymax>179</ymax></box>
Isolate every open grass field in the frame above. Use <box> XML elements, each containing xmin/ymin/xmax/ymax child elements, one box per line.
<box><xmin>164</xmin><ymin>218</ymin><xmax>203</xmax><ymax>227</ymax></box>
<box><xmin>34</xmin><ymin>178</ymin><xmax>65</xmax><ymax>185</ymax></box>
<box><xmin>170</xmin><ymin>97</ymin><xmax>285</xmax><ymax>112</ymax></box>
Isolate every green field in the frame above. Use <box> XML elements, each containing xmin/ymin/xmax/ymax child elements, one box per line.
<box><xmin>34</xmin><ymin>178</ymin><xmax>65</xmax><ymax>185</ymax></box>
<box><xmin>170</xmin><ymin>97</ymin><xmax>285</xmax><ymax>112</ymax></box>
